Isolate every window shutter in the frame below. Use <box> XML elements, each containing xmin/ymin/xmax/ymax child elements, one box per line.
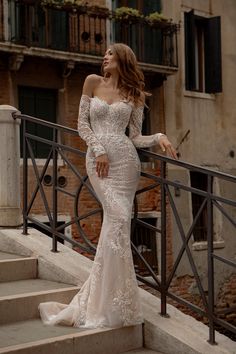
<box><xmin>127</xmin><ymin>0</ymin><xmax>136</xmax><ymax>8</ymax></box>
<box><xmin>19</xmin><ymin>87</ymin><xmax>57</xmax><ymax>158</ymax></box>
<box><xmin>184</xmin><ymin>10</ymin><xmax>196</xmax><ymax>90</ymax></box>
<box><xmin>34</xmin><ymin>89</ymin><xmax>57</xmax><ymax>158</ymax></box>
<box><xmin>19</xmin><ymin>87</ymin><xmax>37</xmax><ymax>157</ymax></box>
<box><xmin>37</xmin><ymin>5</ymin><xmax>46</xmax><ymax>47</ymax></box>
<box><xmin>116</xmin><ymin>0</ymin><xmax>161</xmax><ymax>13</ymax></box>
<box><xmin>204</xmin><ymin>16</ymin><xmax>222</xmax><ymax>93</ymax></box>
<box><xmin>142</xmin><ymin>0</ymin><xmax>161</xmax><ymax>15</ymax></box>
<box><xmin>50</xmin><ymin>9</ymin><xmax>68</xmax><ymax>50</ymax></box>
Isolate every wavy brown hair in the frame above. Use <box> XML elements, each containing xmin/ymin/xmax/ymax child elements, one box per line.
<box><xmin>101</xmin><ymin>43</ymin><xmax>149</xmax><ymax>106</ymax></box>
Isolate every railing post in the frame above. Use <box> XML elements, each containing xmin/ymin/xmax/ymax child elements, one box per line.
<box><xmin>22</xmin><ymin>119</ymin><xmax>28</xmax><ymax>235</ymax></box>
<box><xmin>0</xmin><ymin>105</ymin><xmax>22</xmax><ymax>226</ymax></box>
<box><xmin>207</xmin><ymin>174</ymin><xmax>216</xmax><ymax>344</ymax></box>
<box><xmin>160</xmin><ymin>160</ymin><xmax>168</xmax><ymax>317</ymax></box>
<box><xmin>52</xmin><ymin>128</ymin><xmax>58</xmax><ymax>252</ymax></box>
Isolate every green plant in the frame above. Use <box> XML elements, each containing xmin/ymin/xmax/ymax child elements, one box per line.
<box><xmin>114</xmin><ymin>7</ymin><xmax>143</xmax><ymax>20</ymax></box>
<box><xmin>146</xmin><ymin>11</ymin><xmax>169</xmax><ymax>23</ymax></box>
<box><xmin>40</xmin><ymin>0</ymin><xmax>85</xmax><ymax>8</ymax></box>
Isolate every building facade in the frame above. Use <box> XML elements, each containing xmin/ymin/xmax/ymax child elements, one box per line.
<box><xmin>0</xmin><ymin>0</ymin><xmax>235</xmax><ymax>334</ymax></box>
<box><xmin>162</xmin><ymin>0</ymin><xmax>236</xmax><ymax>330</ymax></box>
<box><xmin>0</xmin><ymin>0</ymin><xmax>178</xmax><ymax>268</ymax></box>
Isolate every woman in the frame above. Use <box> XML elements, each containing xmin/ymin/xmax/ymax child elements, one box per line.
<box><xmin>39</xmin><ymin>43</ymin><xmax>177</xmax><ymax>328</ymax></box>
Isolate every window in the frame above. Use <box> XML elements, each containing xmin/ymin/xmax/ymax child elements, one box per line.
<box><xmin>18</xmin><ymin>86</ymin><xmax>57</xmax><ymax>159</ymax></box>
<box><xmin>184</xmin><ymin>10</ymin><xmax>222</xmax><ymax>93</ymax></box>
<box><xmin>190</xmin><ymin>171</ymin><xmax>212</xmax><ymax>242</ymax></box>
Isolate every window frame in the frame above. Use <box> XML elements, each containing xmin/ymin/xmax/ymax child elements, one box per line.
<box><xmin>184</xmin><ymin>10</ymin><xmax>222</xmax><ymax>94</ymax></box>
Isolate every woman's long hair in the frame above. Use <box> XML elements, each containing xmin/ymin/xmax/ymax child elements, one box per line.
<box><xmin>101</xmin><ymin>43</ymin><xmax>149</xmax><ymax>106</ymax></box>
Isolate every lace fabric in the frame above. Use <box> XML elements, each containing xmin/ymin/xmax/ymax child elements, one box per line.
<box><xmin>38</xmin><ymin>94</ymin><xmax>163</xmax><ymax>328</ymax></box>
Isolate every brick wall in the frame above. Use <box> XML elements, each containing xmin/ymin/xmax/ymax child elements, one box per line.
<box><xmin>0</xmin><ymin>54</ymin><xmax>173</xmax><ymax>270</ymax></box>
<box><xmin>216</xmin><ymin>273</ymin><xmax>236</xmax><ymax>331</ymax></box>
<box><xmin>169</xmin><ymin>274</ymin><xmax>236</xmax><ymax>339</ymax></box>
<box><xmin>143</xmin><ymin>273</ymin><xmax>236</xmax><ymax>340</ymax></box>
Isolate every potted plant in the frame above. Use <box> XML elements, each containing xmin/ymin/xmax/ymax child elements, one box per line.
<box><xmin>40</xmin><ymin>0</ymin><xmax>110</xmax><ymax>17</ymax></box>
<box><xmin>145</xmin><ymin>11</ymin><xmax>170</xmax><ymax>27</ymax></box>
<box><xmin>114</xmin><ymin>7</ymin><xmax>143</xmax><ymax>23</ymax></box>
<box><xmin>40</xmin><ymin>0</ymin><xmax>86</xmax><ymax>11</ymax></box>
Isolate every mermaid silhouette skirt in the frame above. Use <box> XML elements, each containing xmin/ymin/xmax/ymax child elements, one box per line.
<box><xmin>38</xmin><ymin>136</ymin><xmax>143</xmax><ymax>328</ymax></box>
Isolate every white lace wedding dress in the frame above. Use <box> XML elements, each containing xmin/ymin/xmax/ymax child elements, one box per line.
<box><xmin>39</xmin><ymin>95</ymin><xmax>163</xmax><ymax>328</ymax></box>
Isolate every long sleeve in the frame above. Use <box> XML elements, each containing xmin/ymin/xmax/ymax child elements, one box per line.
<box><xmin>129</xmin><ymin>105</ymin><xmax>165</xmax><ymax>148</ymax></box>
<box><xmin>77</xmin><ymin>95</ymin><xmax>106</xmax><ymax>157</ymax></box>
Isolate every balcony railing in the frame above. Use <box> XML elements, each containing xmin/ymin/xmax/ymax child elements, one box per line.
<box><xmin>4</xmin><ymin>0</ymin><xmax>179</xmax><ymax>67</ymax></box>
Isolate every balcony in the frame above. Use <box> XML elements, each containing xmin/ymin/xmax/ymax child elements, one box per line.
<box><xmin>0</xmin><ymin>0</ymin><xmax>179</xmax><ymax>74</ymax></box>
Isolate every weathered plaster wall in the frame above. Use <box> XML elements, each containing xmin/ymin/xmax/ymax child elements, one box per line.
<box><xmin>162</xmin><ymin>0</ymin><xmax>236</xmax><ymax>301</ymax></box>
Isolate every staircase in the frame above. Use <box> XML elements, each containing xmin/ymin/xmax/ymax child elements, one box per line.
<box><xmin>0</xmin><ymin>251</ymin><xmax>162</xmax><ymax>354</ymax></box>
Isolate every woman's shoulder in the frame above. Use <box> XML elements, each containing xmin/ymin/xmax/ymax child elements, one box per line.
<box><xmin>84</xmin><ymin>74</ymin><xmax>103</xmax><ymax>86</ymax></box>
<box><xmin>83</xmin><ymin>75</ymin><xmax>103</xmax><ymax>96</ymax></box>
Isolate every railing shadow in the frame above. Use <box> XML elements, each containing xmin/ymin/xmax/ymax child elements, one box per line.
<box><xmin>13</xmin><ymin>112</ymin><xmax>236</xmax><ymax>344</ymax></box>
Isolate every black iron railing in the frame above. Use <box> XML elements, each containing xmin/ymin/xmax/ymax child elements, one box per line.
<box><xmin>4</xmin><ymin>0</ymin><xmax>179</xmax><ymax>67</ymax></box>
<box><xmin>13</xmin><ymin>112</ymin><xmax>236</xmax><ymax>344</ymax></box>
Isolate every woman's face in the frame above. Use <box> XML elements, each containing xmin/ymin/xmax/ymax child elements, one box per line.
<box><xmin>103</xmin><ymin>48</ymin><xmax>118</xmax><ymax>74</ymax></box>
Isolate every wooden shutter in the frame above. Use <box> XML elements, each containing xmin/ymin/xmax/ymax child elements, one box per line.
<box><xmin>190</xmin><ymin>172</ymin><xmax>209</xmax><ymax>242</ymax></box>
<box><xmin>19</xmin><ymin>87</ymin><xmax>37</xmax><ymax>157</ymax></box>
<box><xmin>34</xmin><ymin>89</ymin><xmax>57</xmax><ymax>158</ymax></box>
<box><xmin>204</xmin><ymin>16</ymin><xmax>222</xmax><ymax>93</ymax></box>
<box><xmin>184</xmin><ymin>10</ymin><xmax>196</xmax><ymax>90</ymax></box>
<box><xmin>142</xmin><ymin>0</ymin><xmax>161</xmax><ymax>15</ymax></box>
<box><xmin>19</xmin><ymin>87</ymin><xmax>57</xmax><ymax>158</ymax></box>
<box><xmin>50</xmin><ymin>9</ymin><xmax>68</xmax><ymax>50</ymax></box>
<box><xmin>116</xmin><ymin>0</ymin><xmax>161</xmax><ymax>13</ymax></box>
<box><xmin>37</xmin><ymin>5</ymin><xmax>46</xmax><ymax>47</ymax></box>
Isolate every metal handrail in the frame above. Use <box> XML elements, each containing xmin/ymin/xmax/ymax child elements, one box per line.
<box><xmin>13</xmin><ymin>112</ymin><xmax>236</xmax><ymax>344</ymax></box>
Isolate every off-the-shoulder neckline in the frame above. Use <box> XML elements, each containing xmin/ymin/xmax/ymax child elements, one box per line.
<box><xmin>81</xmin><ymin>94</ymin><xmax>143</xmax><ymax>109</ymax></box>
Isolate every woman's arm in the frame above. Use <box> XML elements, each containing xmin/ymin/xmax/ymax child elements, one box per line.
<box><xmin>78</xmin><ymin>75</ymin><xmax>109</xmax><ymax>177</ymax></box>
<box><xmin>77</xmin><ymin>75</ymin><xmax>106</xmax><ymax>158</ymax></box>
<box><xmin>129</xmin><ymin>105</ymin><xmax>177</xmax><ymax>159</ymax></box>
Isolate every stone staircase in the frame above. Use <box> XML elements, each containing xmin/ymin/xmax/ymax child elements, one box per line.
<box><xmin>0</xmin><ymin>251</ymin><xmax>162</xmax><ymax>354</ymax></box>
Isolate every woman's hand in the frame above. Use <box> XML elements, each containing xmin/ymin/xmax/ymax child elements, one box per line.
<box><xmin>159</xmin><ymin>135</ymin><xmax>178</xmax><ymax>159</ymax></box>
<box><xmin>96</xmin><ymin>154</ymin><xmax>109</xmax><ymax>178</ymax></box>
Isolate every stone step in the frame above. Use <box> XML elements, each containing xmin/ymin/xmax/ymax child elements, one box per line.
<box><xmin>0</xmin><ymin>257</ymin><xmax>37</xmax><ymax>282</ymax></box>
<box><xmin>122</xmin><ymin>349</ymin><xmax>163</xmax><ymax>354</ymax></box>
<box><xmin>0</xmin><ymin>252</ymin><xmax>25</xmax><ymax>260</ymax></box>
<box><xmin>0</xmin><ymin>284</ymin><xmax>79</xmax><ymax>325</ymax></box>
<box><xmin>0</xmin><ymin>278</ymin><xmax>75</xmax><ymax>297</ymax></box>
<box><xmin>0</xmin><ymin>319</ymin><xmax>142</xmax><ymax>354</ymax></box>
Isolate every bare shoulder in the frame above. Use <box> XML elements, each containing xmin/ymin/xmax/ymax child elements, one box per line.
<box><xmin>85</xmin><ymin>74</ymin><xmax>102</xmax><ymax>85</ymax></box>
<box><xmin>83</xmin><ymin>74</ymin><xmax>103</xmax><ymax>96</ymax></box>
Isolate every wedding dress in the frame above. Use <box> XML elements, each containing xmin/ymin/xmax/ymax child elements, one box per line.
<box><xmin>39</xmin><ymin>94</ymin><xmax>164</xmax><ymax>328</ymax></box>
